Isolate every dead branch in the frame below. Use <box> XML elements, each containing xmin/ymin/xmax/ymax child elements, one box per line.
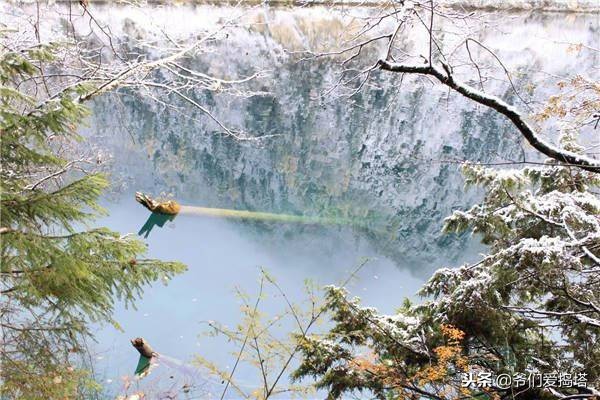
<box><xmin>377</xmin><ymin>59</ymin><xmax>600</xmax><ymax>172</ymax></box>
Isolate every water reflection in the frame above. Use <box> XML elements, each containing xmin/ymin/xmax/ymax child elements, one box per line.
<box><xmin>138</xmin><ymin>212</ymin><xmax>177</xmax><ymax>238</ymax></box>
<box><xmin>83</xmin><ymin>7</ymin><xmax>598</xmax><ymax>397</ymax></box>
<box><xmin>95</xmin><ymin>195</ymin><xmax>434</xmax><ymax>397</ymax></box>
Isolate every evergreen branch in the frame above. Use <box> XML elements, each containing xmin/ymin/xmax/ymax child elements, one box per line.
<box><xmin>1</xmin><ymin>322</ymin><xmax>73</xmax><ymax>332</ymax></box>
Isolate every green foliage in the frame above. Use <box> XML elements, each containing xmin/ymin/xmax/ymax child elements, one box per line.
<box><xmin>1</xmin><ymin>353</ymin><xmax>100</xmax><ymax>400</ymax></box>
<box><xmin>0</xmin><ymin>42</ymin><xmax>186</xmax><ymax>398</ymax></box>
<box><xmin>293</xmin><ymin>156</ymin><xmax>600</xmax><ymax>399</ymax></box>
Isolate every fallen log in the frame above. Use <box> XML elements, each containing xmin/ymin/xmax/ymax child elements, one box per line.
<box><xmin>130</xmin><ymin>337</ymin><xmax>157</xmax><ymax>377</ymax></box>
<box><xmin>135</xmin><ymin>192</ymin><xmax>181</xmax><ymax>215</ymax></box>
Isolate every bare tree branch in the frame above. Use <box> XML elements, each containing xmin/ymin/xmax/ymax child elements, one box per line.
<box><xmin>377</xmin><ymin>59</ymin><xmax>600</xmax><ymax>172</ymax></box>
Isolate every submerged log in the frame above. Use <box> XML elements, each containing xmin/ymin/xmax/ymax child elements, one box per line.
<box><xmin>130</xmin><ymin>337</ymin><xmax>157</xmax><ymax>377</ymax></box>
<box><xmin>135</xmin><ymin>192</ymin><xmax>356</xmax><ymax>226</ymax></box>
<box><xmin>130</xmin><ymin>337</ymin><xmax>156</xmax><ymax>359</ymax></box>
<box><xmin>135</xmin><ymin>192</ymin><xmax>181</xmax><ymax>215</ymax></box>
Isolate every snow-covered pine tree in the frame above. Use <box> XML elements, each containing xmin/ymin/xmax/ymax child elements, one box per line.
<box><xmin>293</xmin><ymin>148</ymin><xmax>600</xmax><ymax>399</ymax></box>
<box><xmin>0</xmin><ymin>43</ymin><xmax>186</xmax><ymax>397</ymax></box>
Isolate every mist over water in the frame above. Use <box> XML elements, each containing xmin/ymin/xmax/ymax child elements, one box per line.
<box><xmin>74</xmin><ymin>5</ymin><xmax>599</xmax><ymax>396</ymax></box>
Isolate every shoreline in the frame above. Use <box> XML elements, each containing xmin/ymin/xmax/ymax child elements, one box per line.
<box><xmin>32</xmin><ymin>0</ymin><xmax>600</xmax><ymax>13</ymax></box>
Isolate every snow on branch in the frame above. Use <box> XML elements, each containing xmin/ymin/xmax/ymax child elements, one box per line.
<box><xmin>377</xmin><ymin>59</ymin><xmax>600</xmax><ymax>173</ymax></box>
